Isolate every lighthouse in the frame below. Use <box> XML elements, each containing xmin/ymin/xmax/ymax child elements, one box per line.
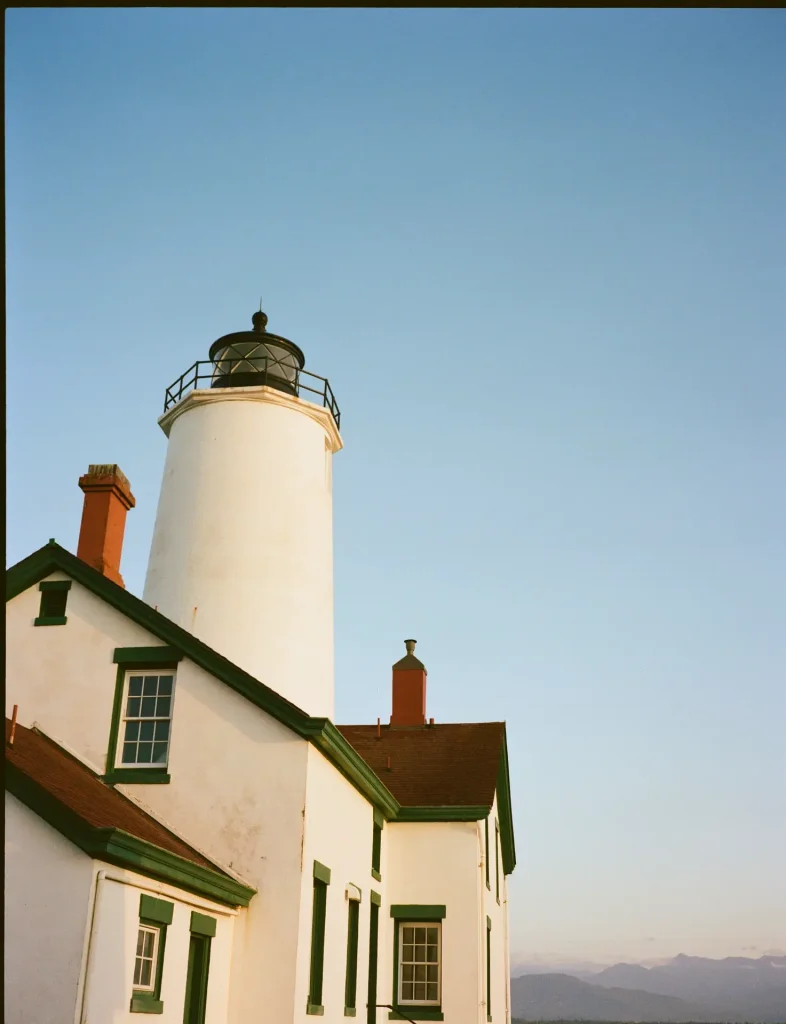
<box><xmin>143</xmin><ymin>309</ymin><xmax>342</xmax><ymax>718</ymax></box>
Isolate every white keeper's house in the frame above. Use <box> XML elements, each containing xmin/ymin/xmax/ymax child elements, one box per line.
<box><xmin>5</xmin><ymin>308</ymin><xmax>516</xmax><ymax>1024</ymax></box>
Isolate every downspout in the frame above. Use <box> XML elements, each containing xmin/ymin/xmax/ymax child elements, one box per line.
<box><xmin>76</xmin><ymin>869</ymin><xmax>107</xmax><ymax>1024</ymax></box>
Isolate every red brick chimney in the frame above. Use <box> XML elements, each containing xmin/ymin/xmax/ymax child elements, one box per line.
<box><xmin>390</xmin><ymin>639</ymin><xmax>427</xmax><ymax>727</ymax></box>
<box><xmin>77</xmin><ymin>465</ymin><xmax>135</xmax><ymax>587</ymax></box>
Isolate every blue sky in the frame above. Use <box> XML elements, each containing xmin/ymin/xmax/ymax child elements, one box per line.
<box><xmin>7</xmin><ymin>9</ymin><xmax>785</xmax><ymax>964</ymax></box>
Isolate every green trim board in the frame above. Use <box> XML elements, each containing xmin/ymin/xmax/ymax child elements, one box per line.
<box><xmin>367</xmin><ymin>899</ymin><xmax>380</xmax><ymax>1024</ymax></box>
<box><xmin>395</xmin><ymin>806</ymin><xmax>489</xmax><ymax>822</ymax></box>
<box><xmin>484</xmin><ymin>816</ymin><xmax>490</xmax><ymax>889</ymax></box>
<box><xmin>183</xmin><ymin>930</ymin><xmax>212</xmax><ymax>1024</ymax></box>
<box><xmin>34</xmin><ymin>615</ymin><xmax>68</xmax><ymax>626</ymax></box>
<box><xmin>344</xmin><ymin>895</ymin><xmax>360</xmax><ymax>1013</ymax></box>
<box><xmin>39</xmin><ymin>580</ymin><xmax>72</xmax><ymax>591</ymax></box>
<box><xmin>313</xmin><ymin>860</ymin><xmax>332</xmax><ymax>884</ymax></box>
<box><xmin>370</xmin><ymin>890</ymin><xmax>382</xmax><ymax>906</ymax></box>
<box><xmin>139</xmin><ymin>894</ymin><xmax>173</xmax><ymax>924</ymax></box>
<box><xmin>495</xmin><ymin>820</ymin><xmax>500</xmax><ymax>903</ymax></box>
<box><xmin>190</xmin><ymin>912</ymin><xmax>217</xmax><ymax>938</ymax></box>
<box><xmin>6</xmin><ymin>761</ymin><xmax>255</xmax><ymax>907</ymax></box>
<box><xmin>486</xmin><ymin>916</ymin><xmax>492</xmax><ymax>1021</ymax></box>
<box><xmin>114</xmin><ymin>646</ymin><xmax>183</xmax><ymax>666</ymax></box>
<box><xmin>104</xmin><ymin>768</ymin><xmax>171</xmax><ymax>785</ymax></box>
<box><xmin>390</xmin><ymin>905</ymin><xmax>446</xmax><ymax>920</ymax></box>
<box><xmin>387</xmin><ymin>1010</ymin><xmax>443</xmax><ymax>1021</ymax></box>
<box><xmin>373</xmin><ymin>808</ymin><xmax>385</xmax><ymax>828</ymax></box>
<box><xmin>7</xmin><ymin>542</ymin><xmax>517</xmax><ymax>865</ymax></box>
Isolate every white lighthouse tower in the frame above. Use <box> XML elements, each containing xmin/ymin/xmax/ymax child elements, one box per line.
<box><xmin>143</xmin><ymin>309</ymin><xmax>342</xmax><ymax>718</ymax></box>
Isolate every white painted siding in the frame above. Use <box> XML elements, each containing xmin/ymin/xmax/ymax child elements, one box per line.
<box><xmin>81</xmin><ymin>867</ymin><xmax>237</xmax><ymax>1024</ymax></box>
<box><xmin>4</xmin><ymin>793</ymin><xmax>94</xmax><ymax>1024</ymax></box>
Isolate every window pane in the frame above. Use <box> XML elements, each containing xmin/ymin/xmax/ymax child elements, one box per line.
<box><xmin>140</xmin><ymin>721</ymin><xmax>155</xmax><ymax>740</ymax></box>
<box><xmin>137</xmin><ymin>742</ymin><xmax>153</xmax><ymax>763</ymax></box>
<box><xmin>415</xmin><ymin>927</ymin><xmax>426</xmax><ymax>944</ymax></box>
<box><xmin>427</xmin><ymin>982</ymin><xmax>439</xmax><ymax>1001</ymax></box>
<box><xmin>426</xmin><ymin>927</ymin><xmax>438</xmax><ymax>943</ymax></box>
<box><xmin>136</xmin><ymin>931</ymin><xmax>146</xmax><ymax>957</ymax></box>
<box><xmin>402</xmin><ymin>982</ymin><xmax>414</xmax><ymax>1001</ymax></box>
<box><xmin>414</xmin><ymin>983</ymin><xmax>426</xmax><ymax>1001</ymax></box>
<box><xmin>426</xmin><ymin>945</ymin><xmax>438</xmax><ymax>962</ymax></box>
<box><xmin>158</xmin><ymin>676</ymin><xmax>173</xmax><ymax>695</ymax></box>
<box><xmin>122</xmin><ymin>742</ymin><xmax>137</xmax><ymax>764</ymax></box>
<box><xmin>415</xmin><ymin>944</ymin><xmax>425</xmax><ymax>963</ymax></box>
<box><xmin>126</xmin><ymin>697</ymin><xmax>141</xmax><ymax>717</ymax></box>
<box><xmin>402</xmin><ymin>965</ymin><xmax>414</xmax><ymax>982</ymax></box>
<box><xmin>154</xmin><ymin>720</ymin><xmax>170</xmax><ymax>740</ymax></box>
<box><xmin>143</xmin><ymin>931</ymin><xmax>155</xmax><ymax>957</ymax></box>
<box><xmin>414</xmin><ymin>965</ymin><xmax>426</xmax><ymax>983</ymax></box>
<box><xmin>155</xmin><ymin>695</ymin><xmax>171</xmax><ymax>717</ymax></box>
<box><xmin>427</xmin><ymin>966</ymin><xmax>438</xmax><ymax>982</ymax></box>
<box><xmin>128</xmin><ymin>676</ymin><xmax>144</xmax><ymax>696</ymax></box>
<box><xmin>124</xmin><ymin>721</ymin><xmax>140</xmax><ymax>741</ymax></box>
<box><xmin>143</xmin><ymin>676</ymin><xmax>158</xmax><ymax>695</ymax></box>
<box><xmin>139</xmin><ymin>958</ymin><xmax>152</xmax><ymax>988</ymax></box>
<box><xmin>403</xmin><ymin>927</ymin><xmax>414</xmax><ymax>944</ymax></box>
<box><xmin>152</xmin><ymin>742</ymin><xmax>168</xmax><ymax>764</ymax></box>
<box><xmin>140</xmin><ymin>696</ymin><xmax>157</xmax><ymax>717</ymax></box>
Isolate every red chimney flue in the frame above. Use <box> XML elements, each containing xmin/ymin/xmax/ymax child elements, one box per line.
<box><xmin>390</xmin><ymin>639</ymin><xmax>427</xmax><ymax>727</ymax></box>
<box><xmin>77</xmin><ymin>464</ymin><xmax>135</xmax><ymax>588</ymax></box>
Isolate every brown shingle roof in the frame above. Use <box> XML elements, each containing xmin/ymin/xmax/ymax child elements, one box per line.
<box><xmin>336</xmin><ymin>722</ymin><xmax>505</xmax><ymax>808</ymax></box>
<box><xmin>5</xmin><ymin>718</ymin><xmax>221</xmax><ymax>873</ymax></box>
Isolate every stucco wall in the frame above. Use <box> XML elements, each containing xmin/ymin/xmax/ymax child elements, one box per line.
<box><xmin>4</xmin><ymin>793</ymin><xmax>94</xmax><ymax>1024</ymax></box>
<box><xmin>82</xmin><ymin>867</ymin><xmax>237</xmax><ymax>1024</ymax></box>
<box><xmin>386</xmin><ymin>819</ymin><xmax>484</xmax><ymax>1023</ymax></box>
<box><xmin>294</xmin><ymin>743</ymin><xmax>380</xmax><ymax>1023</ymax></box>
<box><xmin>6</xmin><ymin>575</ymin><xmax>310</xmax><ymax>1024</ymax></box>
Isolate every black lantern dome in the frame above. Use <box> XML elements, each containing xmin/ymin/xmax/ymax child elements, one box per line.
<box><xmin>209</xmin><ymin>309</ymin><xmax>306</xmax><ymax>395</ymax></box>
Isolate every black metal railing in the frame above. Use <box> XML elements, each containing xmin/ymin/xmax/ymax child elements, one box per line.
<box><xmin>163</xmin><ymin>357</ymin><xmax>341</xmax><ymax>430</ymax></box>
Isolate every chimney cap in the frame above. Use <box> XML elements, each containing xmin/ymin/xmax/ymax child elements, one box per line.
<box><xmin>393</xmin><ymin>638</ymin><xmax>426</xmax><ymax>673</ymax></box>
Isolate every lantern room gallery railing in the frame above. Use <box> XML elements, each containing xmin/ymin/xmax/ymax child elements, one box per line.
<box><xmin>163</xmin><ymin>357</ymin><xmax>341</xmax><ymax>430</ymax></box>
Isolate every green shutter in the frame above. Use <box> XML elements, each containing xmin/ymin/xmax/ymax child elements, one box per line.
<box><xmin>486</xmin><ymin>917</ymin><xmax>492</xmax><ymax>1021</ymax></box>
<box><xmin>344</xmin><ymin>899</ymin><xmax>360</xmax><ymax>1013</ymax></box>
<box><xmin>485</xmin><ymin>817</ymin><xmax>490</xmax><ymax>890</ymax></box>
<box><xmin>308</xmin><ymin>878</ymin><xmax>328</xmax><ymax>1013</ymax></box>
<box><xmin>372</xmin><ymin>820</ymin><xmax>382</xmax><ymax>881</ymax></box>
<box><xmin>367</xmin><ymin>900</ymin><xmax>379</xmax><ymax>1024</ymax></box>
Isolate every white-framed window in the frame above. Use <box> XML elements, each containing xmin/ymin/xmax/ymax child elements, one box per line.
<box><xmin>118</xmin><ymin>671</ymin><xmax>175</xmax><ymax>767</ymax></box>
<box><xmin>133</xmin><ymin>924</ymin><xmax>160</xmax><ymax>991</ymax></box>
<box><xmin>398</xmin><ymin>922</ymin><xmax>441</xmax><ymax>1005</ymax></box>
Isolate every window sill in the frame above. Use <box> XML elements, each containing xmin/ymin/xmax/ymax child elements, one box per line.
<box><xmin>34</xmin><ymin>616</ymin><xmax>67</xmax><ymax>626</ymax></box>
<box><xmin>104</xmin><ymin>769</ymin><xmax>171</xmax><ymax>785</ymax></box>
<box><xmin>130</xmin><ymin>993</ymin><xmax>164</xmax><ymax>1014</ymax></box>
<box><xmin>307</xmin><ymin>1004</ymin><xmax>324</xmax><ymax>1015</ymax></box>
<box><xmin>388</xmin><ymin>1010</ymin><xmax>444</xmax><ymax>1021</ymax></box>
<box><xmin>371</xmin><ymin>868</ymin><xmax>382</xmax><ymax>882</ymax></box>
<box><xmin>344</xmin><ymin>1008</ymin><xmax>357</xmax><ymax>1017</ymax></box>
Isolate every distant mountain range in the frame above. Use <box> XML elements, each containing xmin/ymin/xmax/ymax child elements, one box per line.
<box><xmin>511</xmin><ymin>954</ymin><xmax>786</xmax><ymax>1022</ymax></box>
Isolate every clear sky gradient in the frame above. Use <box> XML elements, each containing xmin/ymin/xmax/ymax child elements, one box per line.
<box><xmin>7</xmin><ymin>9</ymin><xmax>785</xmax><ymax>965</ymax></box>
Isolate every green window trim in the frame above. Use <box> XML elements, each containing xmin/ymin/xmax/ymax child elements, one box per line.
<box><xmin>367</xmin><ymin>898</ymin><xmax>380</xmax><ymax>1024</ymax></box>
<box><xmin>183</xmin><ymin>930</ymin><xmax>212</xmax><ymax>1024</ymax></box>
<box><xmin>114</xmin><ymin>646</ymin><xmax>183</xmax><ymax>666</ymax></box>
<box><xmin>484</xmin><ymin>817</ymin><xmax>490</xmax><ymax>890</ymax></box>
<box><xmin>389</xmin><ymin>905</ymin><xmax>446</xmax><ymax>920</ymax></box>
<box><xmin>391</xmin><ymin>915</ymin><xmax>444</xmax><ymax>1020</ymax></box>
<box><xmin>344</xmin><ymin>896</ymin><xmax>360</xmax><ymax>1013</ymax></box>
<box><xmin>139</xmin><ymin>894</ymin><xmax>174</xmax><ymax>924</ymax></box>
<box><xmin>105</xmin><ymin>660</ymin><xmax>176</xmax><ymax>785</ymax></box>
<box><xmin>190</xmin><ymin>912</ymin><xmax>217</xmax><ymax>938</ymax></box>
<box><xmin>494</xmin><ymin>820</ymin><xmax>500</xmax><ymax>904</ymax></box>
<box><xmin>313</xmin><ymin>860</ymin><xmax>332</xmax><ymax>884</ymax></box>
<box><xmin>372</xmin><ymin>817</ymin><xmax>382</xmax><ymax>881</ymax></box>
<box><xmin>486</xmin><ymin>916</ymin><xmax>492</xmax><ymax>1021</ymax></box>
<box><xmin>308</xmin><ymin>867</ymin><xmax>330</xmax><ymax>1013</ymax></box>
<box><xmin>35</xmin><ymin>580</ymin><xmax>72</xmax><ymax>626</ymax></box>
<box><xmin>132</xmin><ymin>897</ymin><xmax>172</xmax><ymax>1014</ymax></box>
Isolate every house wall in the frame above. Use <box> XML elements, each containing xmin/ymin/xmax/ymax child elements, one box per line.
<box><xmin>81</xmin><ymin>865</ymin><xmax>237</xmax><ymax>1024</ymax></box>
<box><xmin>293</xmin><ymin>743</ymin><xmax>380</xmax><ymax>1023</ymax></box>
<box><xmin>482</xmin><ymin>791</ymin><xmax>511</xmax><ymax>1024</ymax></box>
<box><xmin>385</xmin><ymin>819</ymin><xmax>484</xmax><ymax>1024</ymax></box>
<box><xmin>5</xmin><ymin>575</ymin><xmax>311</xmax><ymax>1024</ymax></box>
<box><xmin>4</xmin><ymin>793</ymin><xmax>94</xmax><ymax>1024</ymax></box>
